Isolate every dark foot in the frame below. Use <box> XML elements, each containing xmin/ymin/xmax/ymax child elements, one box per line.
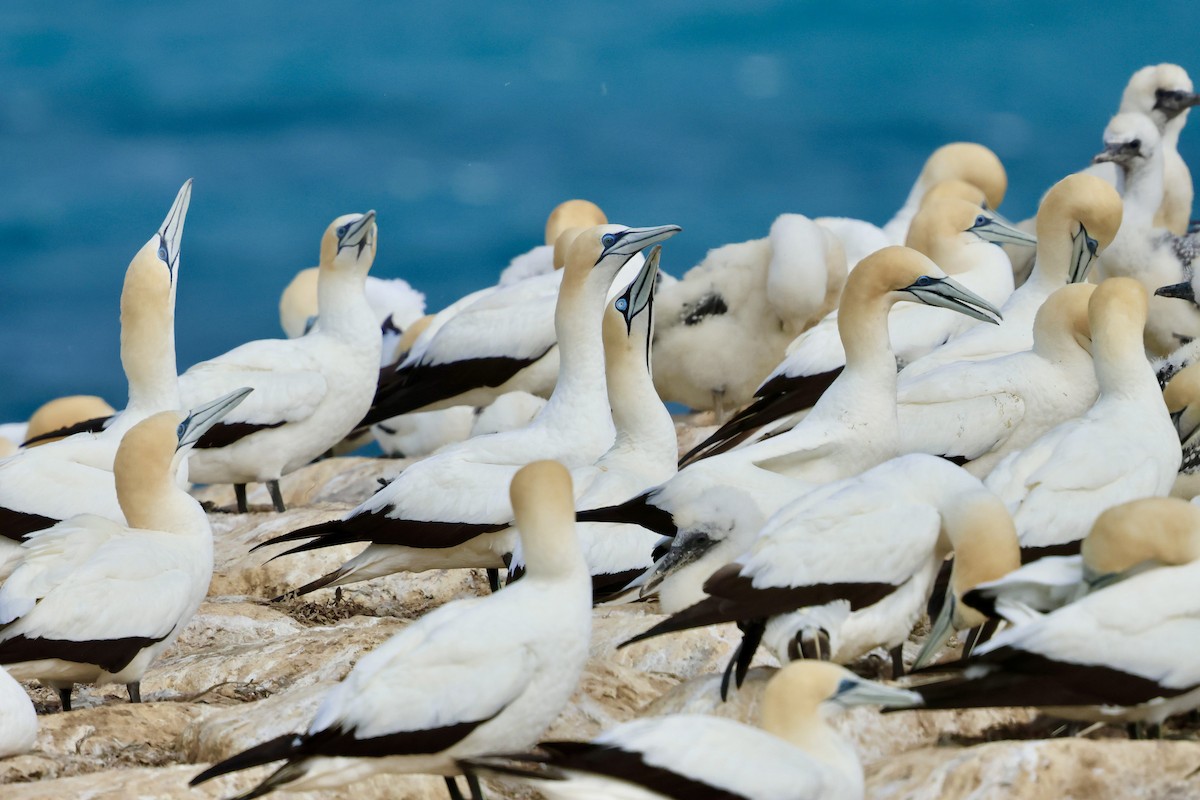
<box><xmin>235</xmin><ymin>484</ymin><xmax>249</xmax><ymax>514</ymax></box>
<box><xmin>127</xmin><ymin>682</ymin><xmax>141</xmax><ymax>703</ymax></box>
<box><xmin>444</xmin><ymin>776</ymin><xmax>466</xmax><ymax>800</ymax></box>
<box><xmin>486</xmin><ymin>569</ymin><xmax>501</xmax><ymax>593</ymax></box>
<box><xmin>889</xmin><ymin>643</ymin><xmax>905</xmax><ymax>678</ymax></box>
<box><xmin>267</xmin><ymin>480</ymin><xmax>286</xmax><ymax>513</ymax></box>
<box><xmin>58</xmin><ymin>686</ymin><xmax>73</xmax><ymax>712</ymax></box>
<box><xmin>1127</xmin><ymin>722</ymin><xmax>1160</xmax><ymax>739</ymax></box>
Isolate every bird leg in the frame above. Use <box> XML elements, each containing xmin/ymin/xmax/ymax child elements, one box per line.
<box><xmin>444</xmin><ymin>776</ymin><xmax>467</xmax><ymax>800</ymax></box>
<box><xmin>465</xmin><ymin>772</ymin><xmax>486</xmax><ymax>800</ymax></box>
<box><xmin>267</xmin><ymin>481</ymin><xmax>287</xmax><ymax>513</ymax></box>
<box><xmin>1126</xmin><ymin>722</ymin><xmax>1161</xmax><ymax>739</ymax></box>
<box><xmin>712</xmin><ymin>390</ymin><xmax>728</xmax><ymax>425</ymax></box>
<box><xmin>234</xmin><ymin>484</ymin><xmax>249</xmax><ymax>513</ymax></box>
<box><xmin>486</xmin><ymin>569</ymin><xmax>501</xmax><ymax>593</ymax></box>
<box><xmin>889</xmin><ymin>644</ymin><xmax>905</xmax><ymax>678</ymax></box>
<box><xmin>127</xmin><ymin>682</ymin><xmax>141</xmax><ymax>703</ymax></box>
<box><xmin>58</xmin><ymin>686</ymin><xmax>73</xmax><ymax>712</ymax></box>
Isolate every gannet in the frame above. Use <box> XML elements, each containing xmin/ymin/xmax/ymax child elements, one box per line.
<box><xmin>191</xmin><ymin>460</ymin><xmax>592</xmax><ymax>800</ymax></box>
<box><xmin>1094</xmin><ymin>113</ymin><xmax>1200</xmax><ymax>355</ymax></box>
<box><xmin>1163</xmin><ymin>363</ymin><xmax>1200</xmax><ymax>498</ymax></box>
<box><xmin>21</xmin><ymin>395</ymin><xmax>116</xmax><ymax>447</ymax></box>
<box><xmin>0</xmin><ymin>388</ymin><xmax>249</xmax><ymax>712</ymax></box>
<box><xmin>0</xmin><ymin>180</ymin><xmax>191</xmax><ymax>560</ymax></box>
<box><xmin>906</xmin><ymin>549</ymin><xmax>1200</xmax><ymax>729</ymax></box>
<box><xmin>815</xmin><ymin>142</ymin><xmax>1008</xmax><ymax>266</ymax></box>
<box><xmin>624</xmin><ymin>455</ymin><xmax>1019</xmax><ymax>695</ymax></box>
<box><xmin>895</xmin><ymin>282</ymin><xmax>1097</xmax><ymax>476</ymax></box>
<box><xmin>960</xmin><ymin>496</ymin><xmax>1200</xmax><ymax>629</ymax></box>
<box><xmin>583</xmin><ymin>247</ymin><xmax>1002</xmax><ymax>613</ymax></box>
<box><xmin>680</xmin><ymin>195</ymin><xmax>1028</xmax><ymax>464</ymax></box>
<box><xmin>181</xmin><ymin>211</ymin><xmax>382</xmax><ymax>513</ymax></box>
<box><xmin>652</xmin><ymin>214</ymin><xmax>846</xmax><ymax>417</ymax></box>
<box><xmin>460</xmin><ymin>662</ymin><xmax>920</xmax><ymax>800</ymax></box>
<box><xmin>0</xmin><ymin>666</ymin><xmax>36</xmax><ymax>758</ymax></box>
<box><xmin>898</xmin><ymin>173</ymin><xmax>1123</xmax><ymax>380</ymax></box>
<box><xmin>497</xmin><ymin>198</ymin><xmax>608</xmax><ymax>285</ymax></box>
<box><xmin>508</xmin><ymin>248</ymin><xmax>676</xmax><ymax>597</ymax></box>
<box><xmin>254</xmin><ymin>225</ymin><xmax>680</xmax><ymax>594</ymax></box>
<box><xmin>983</xmin><ymin>277</ymin><xmax>1182</xmax><ymax>561</ymax></box>
<box><xmin>1006</xmin><ymin>64</ymin><xmax>1200</xmax><ymax>281</ymax></box>
<box><xmin>279</xmin><ymin>267</ymin><xmax>425</xmax><ymax>365</ymax></box>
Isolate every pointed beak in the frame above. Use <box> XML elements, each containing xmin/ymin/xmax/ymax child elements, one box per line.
<box><xmin>616</xmin><ymin>246</ymin><xmax>660</xmax><ymax>329</ymax></box>
<box><xmin>903</xmin><ymin>276</ymin><xmax>1003</xmax><ymax>325</ymax></box>
<box><xmin>1092</xmin><ymin>143</ymin><xmax>1123</xmax><ymax>165</ymax></box>
<box><xmin>158</xmin><ymin>178</ymin><xmax>193</xmax><ymax>273</ymax></box>
<box><xmin>912</xmin><ymin>587</ymin><xmax>957</xmax><ymax>670</ymax></box>
<box><xmin>1155</xmin><ymin>89</ymin><xmax>1200</xmax><ymax>119</ymax></box>
<box><xmin>604</xmin><ymin>224</ymin><xmax>682</xmax><ymax>258</ymax></box>
<box><xmin>339</xmin><ymin>210</ymin><xmax>377</xmax><ymax>250</ymax></box>
<box><xmin>1156</xmin><ymin>280</ymin><xmax>1196</xmax><ymax>302</ymax></box>
<box><xmin>1068</xmin><ymin>224</ymin><xmax>1100</xmax><ymax>284</ymax></box>
<box><xmin>836</xmin><ymin>677</ymin><xmax>924</xmax><ymax>709</ymax></box>
<box><xmin>638</xmin><ymin>530</ymin><xmax>717</xmax><ymax>599</ymax></box>
<box><xmin>177</xmin><ymin>387</ymin><xmax>253</xmax><ymax>450</ymax></box>
<box><xmin>968</xmin><ymin>213</ymin><xmax>1037</xmax><ymax>248</ymax></box>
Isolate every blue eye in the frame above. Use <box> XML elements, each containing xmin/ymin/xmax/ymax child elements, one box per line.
<box><xmin>177</xmin><ymin>421</ymin><xmax>187</xmax><ymax>439</ymax></box>
<box><xmin>158</xmin><ymin>246</ymin><xmax>169</xmax><ymax>261</ymax></box>
<box><xmin>337</xmin><ymin>224</ymin><xmax>349</xmax><ymax>238</ymax></box>
<box><xmin>974</xmin><ymin>215</ymin><xmax>987</xmax><ymax>227</ymax></box>
<box><xmin>1086</xmin><ymin>235</ymin><xmax>1098</xmax><ymax>254</ymax></box>
<box><xmin>615</xmin><ymin>297</ymin><xmax>629</xmax><ymax>312</ymax></box>
<box><xmin>601</xmin><ymin>233</ymin><xmax>617</xmax><ymax>248</ymax></box>
<box><xmin>915</xmin><ymin>276</ymin><xmax>934</xmax><ymax>287</ymax></box>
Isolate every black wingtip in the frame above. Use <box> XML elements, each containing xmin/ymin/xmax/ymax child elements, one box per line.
<box><xmin>250</xmin><ymin>521</ymin><xmax>341</xmax><ymax>554</ymax></box>
<box><xmin>190</xmin><ymin>733</ymin><xmax>300</xmax><ymax>786</ymax></box>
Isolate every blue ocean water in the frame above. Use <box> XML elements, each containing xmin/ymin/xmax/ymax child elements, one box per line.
<box><xmin>0</xmin><ymin>1</ymin><xmax>1197</xmax><ymax>421</ymax></box>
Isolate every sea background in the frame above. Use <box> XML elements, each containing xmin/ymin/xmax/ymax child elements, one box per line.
<box><xmin>1</xmin><ymin>0</ymin><xmax>1197</xmax><ymax>422</ymax></box>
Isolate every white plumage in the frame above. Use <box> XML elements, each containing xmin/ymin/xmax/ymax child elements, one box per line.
<box><xmin>191</xmin><ymin>460</ymin><xmax>592</xmax><ymax>800</ymax></box>
<box><xmin>0</xmin><ymin>665</ymin><xmax>36</xmax><ymax>758</ymax></box>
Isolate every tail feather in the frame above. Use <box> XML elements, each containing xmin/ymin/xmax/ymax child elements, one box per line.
<box><xmin>251</xmin><ymin>520</ymin><xmax>343</xmax><ymax>554</ymax></box>
<box><xmin>618</xmin><ymin>595</ymin><xmax>732</xmax><ymax>648</ymax></box>
<box><xmin>272</xmin><ymin>568</ymin><xmax>345</xmax><ymax>602</ymax></box>
<box><xmin>576</xmin><ymin>493</ymin><xmax>677</xmax><ymax>538</ymax></box>
<box><xmin>190</xmin><ymin>733</ymin><xmax>302</xmax><ymax>787</ymax></box>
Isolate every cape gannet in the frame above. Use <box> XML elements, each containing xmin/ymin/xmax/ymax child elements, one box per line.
<box><xmin>652</xmin><ymin>214</ymin><xmax>846</xmax><ymax>417</ymax></box>
<box><xmin>905</xmin><ymin>542</ymin><xmax>1200</xmax><ymax>729</ymax></box>
<box><xmin>680</xmin><ymin>196</ymin><xmax>1028</xmax><ymax>464</ymax></box>
<box><xmin>983</xmin><ymin>278</ymin><xmax>1182</xmax><ymax>561</ymax></box>
<box><xmin>623</xmin><ymin>455</ymin><xmax>1019</xmax><ymax>696</ymax></box>
<box><xmin>181</xmin><ymin>211</ymin><xmax>382</xmax><ymax>513</ymax></box>
<box><xmin>895</xmin><ymin>282</ymin><xmax>1097</xmax><ymax>476</ymax></box>
<box><xmin>507</xmin><ymin>248</ymin><xmax>676</xmax><ymax>598</ymax></box>
<box><xmin>497</xmin><ymin>198</ymin><xmax>608</xmax><ymax>285</ymax></box>
<box><xmin>0</xmin><ymin>388</ymin><xmax>249</xmax><ymax>712</ymax></box>
<box><xmin>460</xmin><ymin>662</ymin><xmax>920</xmax><ymax>800</ymax></box>
<box><xmin>254</xmin><ymin>225</ymin><xmax>680</xmax><ymax>594</ymax></box>
<box><xmin>583</xmin><ymin>246</ymin><xmax>1002</xmax><ymax>614</ymax></box>
<box><xmin>0</xmin><ymin>665</ymin><xmax>36</xmax><ymax>758</ymax></box>
<box><xmin>1094</xmin><ymin>113</ymin><xmax>1200</xmax><ymax>355</ymax></box>
<box><xmin>815</xmin><ymin>142</ymin><xmax>1008</xmax><ymax>266</ymax></box>
<box><xmin>0</xmin><ymin>180</ymin><xmax>192</xmax><ymax>562</ymax></box>
<box><xmin>191</xmin><ymin>460</ymin><xmax>592</xmax><ymax>800</ymax></box>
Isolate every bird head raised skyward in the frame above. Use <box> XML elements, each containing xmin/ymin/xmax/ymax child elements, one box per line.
<box><xmin>320</xmin><ymin>210</ymin><xmax>378</xmax><ymax>275</ymax></box>
<box><xmin>561</xmin><ymin>223</ymin><xmax>681</xmax><ymax>292</ymax></box>
<box><xmin>918</xmin><ymin>143</ymin><xmax>1006</xmax><ymax>210</ymax></box>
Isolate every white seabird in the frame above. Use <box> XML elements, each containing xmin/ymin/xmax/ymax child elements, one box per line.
<box><xmin>181</xmin><ymin>211</ymin><xmax>382</xmax><ymax>513</ymax></box>
<box><xmin>190</xmin><ymin>460</ymin><xmax>592</xmax><ymax>800</ymax></box>
<box><xmin>0</xmin><ymin>665</ymin><xmax>36</xmax><ymax>758</ymax></box>
<box><xmin>583</xmin><ymin>246</ymin><xmax>1002</xmax><ymax>614</ymax></box>
<box><xmin>255</xmin><ymin>225</ymin><xmax>680</xmax><ymax>594</ymax></box>
<box><xmin>0</xmin><ymin>388</ymin><xmax>249</xmax><ymax>711</ymax></box>
<box><xmin>461</xmin><ymin>662</ymin><xmax>920</xmax><ymax>800</ymax></box>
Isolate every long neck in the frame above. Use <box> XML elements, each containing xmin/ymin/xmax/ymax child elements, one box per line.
<box><xmin>601</xmin><ymin>314</ymin><xmax>677</xmax><ymax>471</ymax></box>
<box><xmin>117</xmin><ymin>454</ymin><xmax>205</xmax><ymax>532</ymax></box>
<box><xmin>537</xmin><ymin>270</ymin><xmax>613</xmax><ymax>430</ymax></box>
<box><xmin>120</xmin><ymin>268</ymin><xmax>179</xmax><ymax>414</ymax></box>
<box><xmin>762</xmin><ymin>706</ymin><xmax>863</xmax><ymax>793</ymax></box>
<box><xmin>839</xmin><ymin>284</ymin><xmax>900</xmax><ymax>378</ymax></box>
<box><xmin>1026</xmin><ymin>221</ymin><xmax>1074</xmax><ymax>292</ymax></box>
<box><xmin>316</xmin><ymin>266</ymin><xmax>376</xmax><ymax>342</ymax></box>
<box><xmin>1122</xmin><ymin>151</ymin><xmax>1166</xmax><ymax>229</ymax></box>
<box><xmin>1093</xmin><ymin>320</ymin><xmax>1159</xmax><ymax>401</ymax></box>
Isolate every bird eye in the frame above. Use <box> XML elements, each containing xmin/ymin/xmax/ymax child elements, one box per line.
<box><xmin>158</xmin><ymin>245</ymin><xmax>169</xmax><ymax>262</ymax></box>
<box><xmin>337</xmin><ymin>224</ymin><xmax>350</xmax><ymax>238</ymax></box>
<box><xmin>974</xmin><ymin>215</ymin><xmax>987</xmax><ymax>227</ymax></box>
<box><xmin>601</xmin><ymin>233</ymin><xmax>617</xmax><ymax>248</ymax></box>
<box><xmin>1129</xmin><ymin>139</ymin><xmax>1142</xmax><ymax>151</ymax></box>
<box><xmin>1086</xmin><ymin>235</ymin><xmax>1099</xmax><ymax>255</ymax></box>
<box><xmin>615</xmin><ymin>297</ymin><xmax>629</xmax><ymax>312</ymax></box>
<box><xmin>177</xmin><ymin>421</ymin><xmax>187</xmax><ymax>439</ymax></box>
<box><xmin>835</xmin><ymin>678</ymin><xmax>856</xmax><ymax>695</ymax></box>
<box><xmin>914</xmin><ymin>276</ymin><xmax>934</xmax><ymax>287</ymax></box>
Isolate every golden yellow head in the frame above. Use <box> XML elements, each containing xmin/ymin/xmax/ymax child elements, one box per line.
<box><xmin>921</xmin><ymin>143</ymin><xmax>1006</xmax><ymax>209</ymax></box>
<box><xmin>1084</xmin><ymin>496</ymin><xmax>1200</xmax><ymax>577</ymax></box>
<box><xmin>1035</xmin><ymin>173</ymin><xmax>1123</xmax><ymax>251</ymax></box>
<box><xmin>905</xmin><ymin>197</ymin><xmax>986</xmax><ymax>260</ymax></box>
<box><xmin>25</xmin><ymin>395</ymin><xmax>116</xmax><ymax>447</ymax></box>
<box><xmin>946</xmin><ymin>493</ymin><xmax>1021</xmax><ymax>630</ymax></box>
<box><xmin>545</xmin><ymin>199</ymin><xmax>607</xmax><ymax>246</ymax></box>
<box><xmin>318</xmin><ymin>211</ymin><xmax>378</xmax><ymax>273</ymax></box>
<box><xmin>1033</xmin><ymin>283</ymin><xmax>1095</xmax><ymax>351</ymax></box>
<box><xmin>1164</xmin><ymin>361</ymin><xmax>1200</xmax><ymax>414</ymax></box>
<box><xmin>919</xmin><ymin>179</ymin><xmax>988</xmax><ymax>210</ymax></box>
<box><xmin>1089</xmin><ymin>276</ymin><xmax>1148</xmax><ymax>337</ymax></box>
